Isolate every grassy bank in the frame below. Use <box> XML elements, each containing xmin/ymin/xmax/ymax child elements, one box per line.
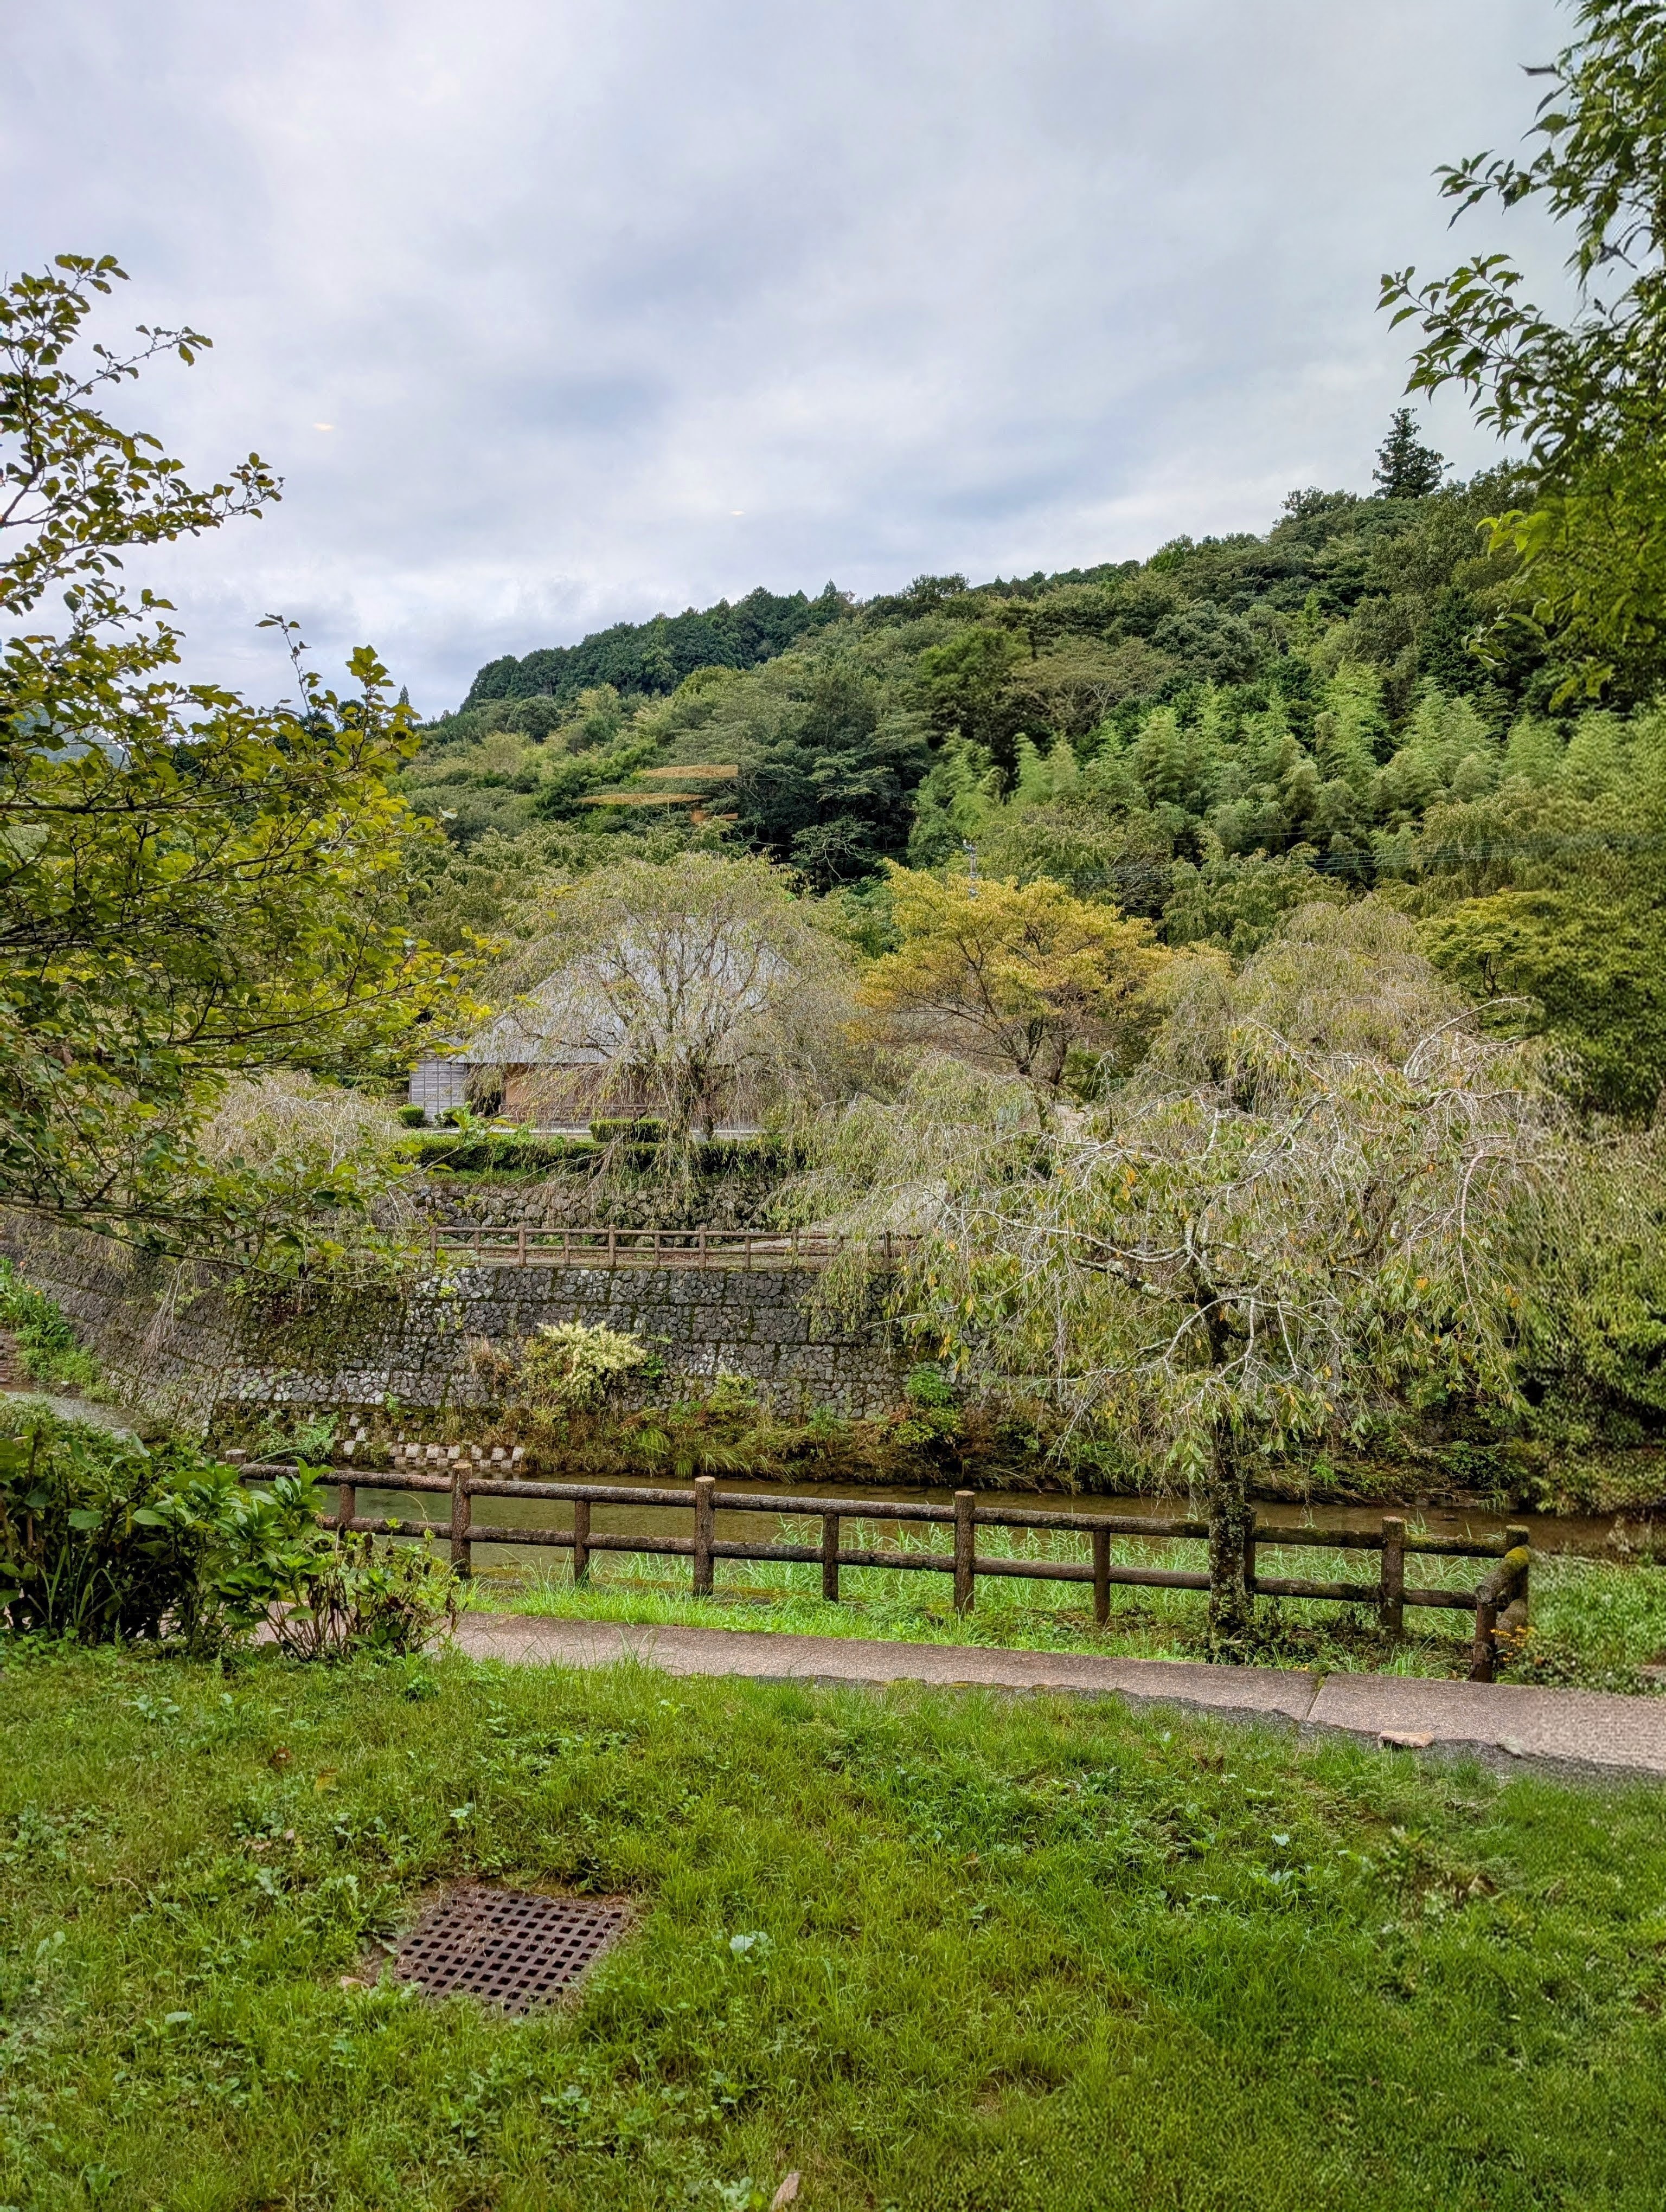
<box><xmin>498</xmin><ymin>1527</ymin><xmax>1666</xmax><ymax>1693</ymax></box>
<box><xmin>5</xmin><ymin>1645</ymin><xmax>1666</xmax><ymax>2209</ymax></box>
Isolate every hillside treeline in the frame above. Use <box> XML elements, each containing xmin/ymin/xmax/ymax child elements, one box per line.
<box><xmin>407</xmin><ymin>427</ymin><xmax>1666</xmax><ymax>1118</ymax></box>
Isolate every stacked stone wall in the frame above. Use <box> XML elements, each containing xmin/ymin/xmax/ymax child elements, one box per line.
<box><xmin>0</xmin><ymin>1219</ymin><xmax>905</xmax><ymax>1424</ymax></box>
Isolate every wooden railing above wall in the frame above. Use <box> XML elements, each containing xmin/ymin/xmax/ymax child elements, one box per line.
<box><xmin>426</xmin><ymin>1225</ymin><xmax>911</xmax><ymax>1270</ymax></box>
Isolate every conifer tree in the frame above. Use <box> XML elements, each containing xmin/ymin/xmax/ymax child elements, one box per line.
<box><xmin>1373</xmin><ymin>407</ymin><xmax>1446</xmax><ymax>499</ymax></box>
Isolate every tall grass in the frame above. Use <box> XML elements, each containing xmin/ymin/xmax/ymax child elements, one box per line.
<box><xmin>0</xmin><ymin>1257</ymin><xmax>100</xmax><ymax>1393</ymax></box>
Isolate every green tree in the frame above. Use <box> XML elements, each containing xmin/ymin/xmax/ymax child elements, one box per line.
<box><xmin>732</xmin><ymin>660</ymin><xmax>932</xmax><ymax>889</ymax></box>
<box><xmin>805</xmin><ymin>904</ymin><xmax>1557</xmax><ymax>1652</ymax></box>
<box><xmin>1382</xmin><ymin>1</ymin><xmax>1666</xmax><ymax>693</ymax></box>
<box><xmin>1403</xmin><ymin>703</ymin><xmax>1666</xmax><ymax>1118</ymax></box>
<box><xmin>917</xmin><ymin>625</ymin><xmax>1027</xmax><ymax>766</ymax></box>
<box><xmin>0</xmin><ymin>255</ymin><xmax>456</xmax><ymax>1259</ymax></box>
<box><xmin>857</xmin><ymin>867</ymin><xmax>1169</xmax><ymax>1116</ymax></box>
<box><xmin>1423</xmin><ymin>887</ymin><xmax>1666</xmax><ymax>1121</ymax></box>
<box><xmin>485</xmin><ymin>852</ymin><xmax>853</xmax><ymax>1148</ymax></box>
<box><xmin>1373</xmin><ymin>407</ymin><xmax>1446</xmax><ymax>499</ymax></box>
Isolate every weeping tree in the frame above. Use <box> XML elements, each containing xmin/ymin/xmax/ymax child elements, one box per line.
<box><xmin>484</xmin><ymin>852</ymin><xmax>856</xmax><ymax>1155</ymax></box>
<box><xmin>797</xmin><ymin>904</ymin><xmax>1561</xmax><ymax>1654</ymax></box>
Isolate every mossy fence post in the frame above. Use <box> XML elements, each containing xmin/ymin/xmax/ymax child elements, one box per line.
<box><xmin>693</xmin><ymin>1475</ymin><xmax>715</xmax><ymax>1596</ymax></box>
<box><xmin>1470</xmin><ymin>1525</ymin><xmax>1533</xmax><ymax>1682</ymax></box>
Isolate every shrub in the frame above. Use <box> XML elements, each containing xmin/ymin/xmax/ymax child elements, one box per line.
<box><xmin>0</xmin><ymin>1412</ymin><xmax>457</xmax><ymax>1658</ymax></box>
<box><xmin>253</xmin><ymin>1410</ymin><xmax>339</xmax><ymax>1463</ymax></box>
<box><xmin>515</xmin><ymin>1321</ymin><xmax>651</xmax><ymax>1420</ymax></box>
<box><xmin>0</xmin><ymin>1416</ymin><xmax>307</xmax><ymax>1647</ymax></box>
<box><xmin>133</xmin><ymin>1462</ymin><xmax>334</xmax><ymax>1652</ymax></box>
<box><xmin>0</xmin><ymin>1261</ymin><xmax>99</xmax><ymax>1392</ymax></box>
<box><xmin>890</xmin><ymin>1364</ymin><xmax>963</xmax><ymax>1448</ymax></box>
<box><xmin>402</xmin><ymin>1131</ymin><xmax>597</xmax><ymax>1174</ymax></box>
<box><xmin>262</xmin><ymin>1530</ymin><xmax>458</xmax><ymax>1661</ymax></box>
<box><xmin>398</xmin><ymin>1103</ymin><xmax>428</xmax><ymax>1128</ymax></box>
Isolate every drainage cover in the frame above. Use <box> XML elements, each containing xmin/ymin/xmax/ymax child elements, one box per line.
<box><xmin>393</xmin><ymin>1886</ymin><xmax>628</xmax><ymax>2012</ymax></box>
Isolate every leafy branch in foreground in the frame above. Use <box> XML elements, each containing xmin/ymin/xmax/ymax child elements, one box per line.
<box><xmin>1382</xmin><ymin>1</ymin><xmax>1666</xmax><ymax>693</ymax></box>
<box><xmin>0</xmin><ymin>255</ymin><xmax>467</xmax><ymax>1264</ymax></box>
<box><xmin>0</xmin><ymin>250</ymin><xmax>278</xmax><ymax>626</ymax></box>
<box><xmin>798</xmin><ymin>904</ymin><xmax>1561</xmax><ymax>1652</ymax></box>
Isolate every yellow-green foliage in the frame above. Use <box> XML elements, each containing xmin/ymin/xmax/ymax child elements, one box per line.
<box><xmin>515</xmin><ymin>1320</ymin><xmax>650</xmax><ymax>1419</ymax></box>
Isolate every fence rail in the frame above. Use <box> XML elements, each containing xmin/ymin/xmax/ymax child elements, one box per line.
<box><xmin>425</xmin><ymin>1224</ymin><xmax>909</xmax><ymax>1270</ymax></box>
<box><xmin>242</xmin><ymin>1463</ymin><xmax>1531</xmax><ymax>1683</ymax></box>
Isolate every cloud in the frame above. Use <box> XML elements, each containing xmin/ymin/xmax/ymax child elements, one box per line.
<box><xmin>3</xmin><ymin>0</ymin><xmax>1569</xmax><ymax>711</ymax></box>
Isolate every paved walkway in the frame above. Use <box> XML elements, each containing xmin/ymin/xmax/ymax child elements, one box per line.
<box><xmin>454</xmin><ymin>1614</ymin><xmax>1666</xmax><ymax>1783</ymax></box>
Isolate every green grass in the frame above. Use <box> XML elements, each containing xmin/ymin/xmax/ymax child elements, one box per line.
<box><xmin>5</xmin><ymin>1644</ymin><xmax>1666</xmax><ymax>2209</ymax></box>
<box><xmin>495</xmin><ymin>1521</ymin><xmax>1666</xmax><ymax>1692</ymax></box>
<box><xmin>0</xmin><ymin>1262</ymin><xmax>100</xmax><ymax>1395</ymax></box>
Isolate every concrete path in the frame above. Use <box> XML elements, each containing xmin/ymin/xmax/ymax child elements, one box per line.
<box><xmin>454</xmin><ymin>1613</ymin><xmax>1666</xmax><ymax>1784</ymax></box>
<box><xmin>2</xmin><ymin>1387</ymin><xmax>134</xmax><ymax>1436</ymax></box>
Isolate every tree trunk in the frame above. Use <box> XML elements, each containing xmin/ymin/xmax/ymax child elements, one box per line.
<box><xmin>1204</xmin><ymin>1436</ymin><xmax>1254</xmax><ymax>1660</ymax></box>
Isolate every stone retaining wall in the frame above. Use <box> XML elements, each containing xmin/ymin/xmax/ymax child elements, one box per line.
<box><xmin>2</xmin><ymin>1220</ymin><xmax>905</xmax><ymax>1424</ymax></box>
<box><xmin>230</xmin><ymin>1263</ymin><xmax>904</xmax><ymax>1418</ymax></box>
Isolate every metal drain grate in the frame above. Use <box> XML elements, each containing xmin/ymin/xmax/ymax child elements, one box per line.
<box><xmin>393</xmin><ymin>1887</ymin><xmax>628</xmax><ymax>2012</ymax></box>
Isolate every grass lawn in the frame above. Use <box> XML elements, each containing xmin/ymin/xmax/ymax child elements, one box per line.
<box><xmin>4</xmin><ymin>1647</ymin><xmax>1666</xmax><ymax>2209</ymax></box>
<box><xmin>497</xmin><ymin>1527</ymin><xmax>1666</xmax><ymax>1693</ymax></box>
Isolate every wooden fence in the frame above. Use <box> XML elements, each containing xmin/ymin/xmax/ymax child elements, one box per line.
<box><xmin>426</xmin><ymin>1225</ymin><xmax>909</xmax><ymax>1269</ymax></box>
<box><xmin>244</xmin><ymin>1464</ymin><xmax>1532</xmax><ymax>1682</ymax></box>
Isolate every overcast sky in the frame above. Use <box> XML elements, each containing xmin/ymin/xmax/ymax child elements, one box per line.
<box><xmin>4</xmin><ymin>0</ymin><xmax>1570</xmax><ymax>713</ymax></box>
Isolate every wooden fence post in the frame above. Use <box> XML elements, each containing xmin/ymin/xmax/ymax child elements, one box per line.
<box><xmin>1243</xmin><ymin>1519</ymin><xmax>1259</xmax><ymax>1606</ymax></box>
<box><xmin>336</xmin><ymin>1477</ymin><xmax>356</xmax><ymax>1536</ymax></box>
<box><xmin>953</xmin><ymin>1490</ymin><xmax>976</xmax><ymax>1615</ymax></box>
<box><xmin>1497</xmin><ymin>1525</ymin><xmax>1533</xmax><ymax>1662</ymax></box>
<box><xmin>1506</xmin><ymin>1525</ymin><xmax>1531</xmax><ymax>1626</ymax></box>
<box><xmin>1470</xmin><ymin>1538</ymin><xmax>1530</xmax><ymax>1681</ymax></box>
<box><xmin>1470</xmin><ymin>1589</ymin><xmax>1500</xmax><ymax>1683</ymax></box>
<box><xmin>822</xmin><ymin>1513</ymin><xmax>841</xmax><ymax>1602</ymax></box>
<box><xmin>450</xmin><ymin>1463</ymin><xmax>472</xmax><ymax>1577</ymax></box>
<box><xmin>572</xmin><ymin>1497</ymin><xmax>591</xmax><ymax>1585</ymax></box>
<box><xmin>1379</xmin><ymin>1515</ymin><xmax>1405</xmax><ymax>1638</ymax></box>
<box><xmin>1092</xmin><ymin>1525</ymin><xmax>1110</xmax><ymax>1628</ymax></box>
<box><xmin>693</xmin><ymin>1476</ymin><xmax>716</xmax><ymax>1596</ymax></box>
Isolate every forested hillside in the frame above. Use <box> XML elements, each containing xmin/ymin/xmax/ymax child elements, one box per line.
<box><xmin>406</xmin><ymin>414</ymin><xmax>1666</xmax><ymax>1116</ymax></box>
<box><xmin>463</xmin><ymin>582</ymin><xmax>850</xmax><ymax>708</ymax></box>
